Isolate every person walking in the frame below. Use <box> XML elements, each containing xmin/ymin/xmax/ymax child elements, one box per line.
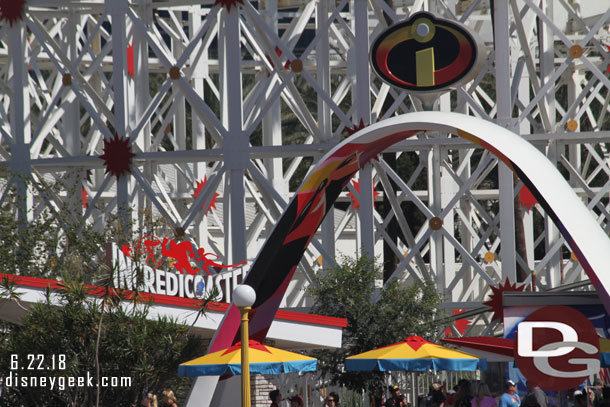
<box><xmin>326</xmin><ymin>392</ymin><xmax>340</xmax><ymax>407</ymax></box>
<box><xmin>455</xmin><ymin>380</ymin><xmax>473</xmax><ymax>407</ymax></box>
<box><xmin>574</xmin><ymin>391</ymin><xmax>588</xmax><ymax>407</ymax></box>
<box><xmin>499</xmin><ymin>381</ymin><xmax>520</xmax><ymax>407</ymax></box>
<box><xmin>269</xmin><ymin>390</ymin><xmax>282</xmax><ymax>407</ymax></box>
<box><xmin>597</xmin><ymin>387</ymin><xmax>610</xmax><ymax>407</ymax></box>
<box><xmin>445</xmin><ymin>385</ymin><xmax>460</xmax><ymax>407</ymax></box>
<box><xmin>471</xmin><ymin>383</ymin><xmax>497</xmax><ymax>407</ymax></box>
<box><xmin>161</xmin><ymin>389</ymin><xmax>178</xmax><ymax>407</ymax></box>
<box><xmin>289</xmin><ymin>394</ymin><xmax>303</xmax><ymax>407</ymax></box>
<box><xmin>386</xmin><ymin>385</ymin><xmax>402</xmax><ymax>407</ymax></box>
<box><xmin>429</xmin><ymin>382</ymin><xmax>447</xmax><ymax>407</ymax></box>
<box><xmin>524</xmin><ymin>381</ymin><xmax>547</xmax><ymax>407</ymax></box>
<box><xmin>141</xmin><ymin>391</ymin><xmax>158</xmax><ymax>407</ymax></box>
<box><xmin>592</xmin><ymin>379</ymin><xmax>604</xmax><ymax>407</ymax></box>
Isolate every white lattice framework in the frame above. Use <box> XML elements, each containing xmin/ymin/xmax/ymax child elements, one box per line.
<box><xmin>1</xmin><ymin>0</ymin><xmax>610</xmax><ymax>337</ymax></box>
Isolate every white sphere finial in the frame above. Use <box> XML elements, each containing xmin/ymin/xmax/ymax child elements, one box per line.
<box><xmin>233</xmin><ymin>284</ymin><xmax>256</xmax><ymax>307</ymax></box>
<box><xmin>416</xmin><ymin>23</ymin><xmax>430</xmax><ymax>37</ymax></box>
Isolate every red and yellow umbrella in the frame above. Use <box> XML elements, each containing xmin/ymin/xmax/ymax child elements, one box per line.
<box><xmin>346</xmin><ymin>335</ymin><xmax>487</xmax><ymax>372</ymax></box>
<box><xmin>178</xmin><ymin>340</ymin><xmax>317</xmax><ymax>376</ymax></box>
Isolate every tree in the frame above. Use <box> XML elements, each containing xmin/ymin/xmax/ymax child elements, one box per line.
<box><xmin>0</xmin><ymin>280</ymin><xmax>205</xmax><ymax>407</ymax></box>
<box><xmin>0</xmin><ymin>177</ymin><xmax>213</xmax><ymax>406</ymax></box>
<box><xmin>308</xmin><ymin>256</ymin><xmax>441</xmax><ymax>394</ymax></box>
<box><xmin>0</xmin><ymin>173</ymin><xmax>118</xmax><ymax>284</ymax></box>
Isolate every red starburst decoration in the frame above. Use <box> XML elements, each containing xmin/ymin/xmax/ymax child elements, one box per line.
<box><xmin>606</xmin><ymin>45</ymin><xmax>610</xmax><ymax>75</ymax></box>
<box><xmin>520</xmin><ymin>185</ymin><xmax>538</xmax><ymax>211</ymax></box>
<box><xmin>192</xmin><ymin>177</ymin><xmax>220</xmax><ymax>214</ymax></box>
<box><xmin>99</xmin><ymin>133</ymin><xmax>135</xmax><ymax>179</ymax></box>
<box><xmin>345</xmin><ymin>119</ymin><xmax>368</xmax><ymax>137</ymax></box>
<box><xmin>483</xmin><ymin>277</ymin><xmax>526</xmax><ymax>321</ymax></box>
<box><xmin>127</xmin><ymin>42</ymin><xmax>135</xmax><ymax>79</ymax></box>
<box><xmin>214</xmin><ymin>0</ymin><xmax>243</xmax><ymax>11</ymax></box>
<box><xmin>0</xmin><ymin>0</ymin><xmax>26</xmax><ymax>27</ymax></box>
<box><xmin>347</xmin><ymin>178</ymin><xmax>381</xmax><ymax>210</ymax></box>
<box><xmin>266</xmin><ymin>46</ymin><xmax>291</xmax><ymax>75</ymax></box>
<box><xmin>444</xmin><ymin>309</ymin><xmax>471</xmax><ymax>337</ymax></box>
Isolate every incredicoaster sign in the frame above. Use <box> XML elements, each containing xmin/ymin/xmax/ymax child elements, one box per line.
<box><xmin>370</xmin><ymin>12</ymin><xmax>485</xmax><ymax>92</ymax></box>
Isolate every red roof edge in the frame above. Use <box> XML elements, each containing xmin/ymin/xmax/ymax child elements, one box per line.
<box><xmin>441</xmin><ymin>336</ymin><xmax>515</xmax><ymax>357</ymax></box>
<box><xmin>0</xmin><ymin>273</ymin><xmax>347</xmax><ymax>328</ymax></box>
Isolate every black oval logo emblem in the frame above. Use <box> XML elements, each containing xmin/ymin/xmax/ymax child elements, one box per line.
<box><xmin>370</xmin><ymin>12</ymin><xmax>482</xmax><ymax>92</ymax></box>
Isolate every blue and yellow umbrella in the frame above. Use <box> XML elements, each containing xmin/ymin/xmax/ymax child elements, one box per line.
<box><xmin>599</xmin><ymin>338</ymin><xmax>610</xmax><ymax>367</ymax></box>
<box><xmin>346</xmin><ymin>335</ymin><xmax>487</xmax><ymax>372</ymax></box>
<box><xmin>178</xmin><ymin>340</ymin><xmax>317</xmax><ymax>376</ymax></box>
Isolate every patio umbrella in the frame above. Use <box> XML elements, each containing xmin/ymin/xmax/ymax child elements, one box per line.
<box><xmin>345</xmin><ymin>335</ymin><xmax>487</xmax><ymax>372</ymax></box>
<box><xmin>178</xmin><ymin>340</ymin><xmax>317</xmax><ymax>376</ymax></box>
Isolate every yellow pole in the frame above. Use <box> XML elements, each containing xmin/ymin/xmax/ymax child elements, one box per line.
<box><xmin>240</xmin><ymin>306</ymin><xmax>251</xmax><ymax>407</ymax></box>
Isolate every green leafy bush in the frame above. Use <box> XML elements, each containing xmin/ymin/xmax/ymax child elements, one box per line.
<box><xmin>308</xmin><ymin>256</ymin><xmax>441</xmax><ymax>394</ymax></box>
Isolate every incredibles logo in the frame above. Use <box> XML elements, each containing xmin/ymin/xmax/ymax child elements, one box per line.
<box><xmin>370</xmin><ymin>12</ymin><xmax>483</xmax><ymax>92</ymax></box>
